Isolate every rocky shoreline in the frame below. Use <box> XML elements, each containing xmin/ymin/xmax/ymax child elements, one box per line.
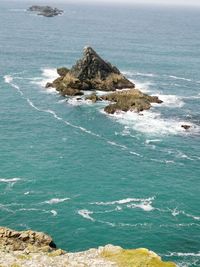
<box><xmin>0</xmin><ymin>226</ymin><xmax>176</xmax><ymax>267</ymax></box>
<box><xmin>46</xmin><ymin>47</ymin><xmax>163</xmax><ymax>114</ymax></box>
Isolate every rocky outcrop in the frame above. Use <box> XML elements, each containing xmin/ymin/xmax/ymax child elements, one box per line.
<box><xmin>181</xmin><ymin>124</ymin><xmax>191</xmax><ymax>130</ymax></box>
<box><xmin>46</xmin><ymin>47</ymin><xmax>135</xmax><ymax>95</ymax></box>
<box><xmin>0</xmin><ymin>227</ymin><xmax>56</xmax><ymax>252</ymax></box>
<box><xmin>27</xmin><ymin>6</ymin><xmax>63</xmax><ymax>17</ymax></box>
<box><xmin>46</xmin><ymin>47</ymin><xmax>163</xmax><ymax>113</ymax></box>
<box><xmin>86</xmin><ymin>89</ymin><xmax>162</xmax><ymax>114</ymax></box>
<box><xmin>0</xmin><ymin>227</ymin><xmax>176</xmax><ymax>267</ymax></box>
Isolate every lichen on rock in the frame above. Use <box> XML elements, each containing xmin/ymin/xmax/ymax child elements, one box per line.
<box><xmin>100</xmin><ymin>245</ymin><xmax>176</xmax><ymax>267</ymax></box>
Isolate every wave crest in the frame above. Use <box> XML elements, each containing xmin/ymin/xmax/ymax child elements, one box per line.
<box><xmin>44</xmin><ymin>198</ymin><xmax>70</xmax><ymax>204</ymax></box>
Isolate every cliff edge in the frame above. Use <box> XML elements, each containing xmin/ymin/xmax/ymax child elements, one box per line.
<box><xmin>0</xmin><ymin>227</ymin><xmax>176</xmax><ymax>267</ymax></box>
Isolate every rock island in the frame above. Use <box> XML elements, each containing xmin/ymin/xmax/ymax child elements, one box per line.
<box><xmin>27</xmin><ymin>6</ymin><xmax>63</xmax><ymax>17</ymax></box>
<box><xmin>47</xmin><ymin>47</ymin><xmax>163</xmax><ymax>114</ymax></box>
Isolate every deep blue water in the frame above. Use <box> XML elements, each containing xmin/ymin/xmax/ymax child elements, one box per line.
<box><xmin>0</xmin><ymin>1</ymin><xmax>200</xmax><ymax>266</ymax></box>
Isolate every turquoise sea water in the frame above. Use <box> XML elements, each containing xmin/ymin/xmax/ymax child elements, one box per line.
<box><xmin>0</xmin><ymin>1</ymin><xmax>200</xmax><ymax>266</ymax></box>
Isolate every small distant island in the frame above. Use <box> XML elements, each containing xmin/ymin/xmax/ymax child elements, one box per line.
<box><xmin>27</xmin><ymin>5</ymin><xmax>63</xmax><ymax>17</ymax></box>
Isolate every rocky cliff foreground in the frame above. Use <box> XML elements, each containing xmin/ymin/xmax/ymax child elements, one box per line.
<box><xmin>46</xmin><ymin>47</ymin><xmax>162</xmax><ymax>114</ymax></box>
<box><xmin>0</xmin><ymin>227</ymin><xmax>176</xmax><ymax>267</ymax></box>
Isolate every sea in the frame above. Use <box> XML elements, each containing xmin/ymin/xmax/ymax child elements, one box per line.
<box><xmin>0</xmin><ymin>1</ymin><xmax>200</xmax><ymax>266</ymax></box>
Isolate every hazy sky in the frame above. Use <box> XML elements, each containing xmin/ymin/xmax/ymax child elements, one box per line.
<box><xmin>70</xmin><ymin>0</ymin><xmax>200</xmax><ymax>5</ymax></box>
<box><xmin>15</xmin><ymin>0</ymin><xmax>200</xmax><ymax>6</ymax></box>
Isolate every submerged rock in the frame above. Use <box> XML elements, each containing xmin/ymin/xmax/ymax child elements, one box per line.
<box><xmin>27</xmin><ymin>5</ymin><xmax>63</xmax><ymax>17</ymax></box>
<box><xmin>181</xmin><ymin>124</ymin><xmax>191</xmax><ymax>130</ymax></box>
<box><xmin>0</xmin><ymin>227</ymin><xmax>177</xmax><ymax>267</ymax></box>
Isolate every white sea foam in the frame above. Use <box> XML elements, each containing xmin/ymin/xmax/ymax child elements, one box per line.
<box><xmin>0</xmin><ymin>177</ymin><xmax>22</xmax><ymax>190</ymax></box>
<box><xmin>4</xmin><ymin>75</ymin><xmax>13</xmax><ymax>83</ymax></box>
<box><xmin>183</xmin><ymin>94</ymin><xmax>200</xmax><ymax>100</ymax></box>
<box><xmin>0</xmin><ymin>204</ymin><xmax>14</xmax><ymax>213</ymax></box>
<box><xmin>4</xmin><ymin>74</ymin><xmax>23</xmax><ymax>95</ymax></box>
<box><xmin>108</xmin><ymin>109</ymin><xmax>199</xmax><ymax>136</ymax></box>
<box><xmin>145</xmin><ymin>139</ymin><xmax>162</xmax><ymax>144</ymax></box>
<box><xmin>169</xmin><ymin>75</ymin><xmax>192</xmax><ymax>82</ymax></box>
<box><xmin>133</xmin><ymin>80</ymin><xmax>154</xmax><ymax>93</ymax></box>
<box><xmin>98</xmin><ymin>220</ymin><xmax>116</xmax><ymax>227</ymax></box>
<box><xmin>18</xmin><ymin>208</ymin><xmax>41</xmax><ymax>212</ymax></box>
<box><xmin>95</xmin><ymin>207</ymin><xmax>122</xmax><ymax>214</ymax></box>
<box><xmin>171</xmin><ymin>208</ymin><xmax>200</xmax><ymax>221</ymax></box>
<box><xmin>175</xmin><ymin>151</ymin><xmax>194</xmax><ymax>161</ymax></box>
<box><xmin>92</xmin><ymin>197</ymin><xmax>155</xmax><ymax>213</ymax></box>
<box><xmin>129</xmin><ymin>151</ymin><xmax>143</xmax><ymax>157</ymax></box>
<box><xmin>78</xmin><ymin>209</ymin><xmax>95</xmax><ymax>221</ymax></box>
<box><xmin>67</xmin><ymin>97</ymin><xmax>92</xmax><ymax>106</ymax></box>
<box><xmin>155</xmin><ymin>94</ymin><xmax>185</xmax><ymax>108</ymax></box>
<box><xmin>107</xmin><ymin>141</ymin><xmax>127</xmax><ymax>149</ymax></box>
<box><xmin>118</xmin><ymin>222</ymin><xmax>149</xmax><ymax>228</ymax></box>
<box><xmin>26</xmin><ymin>98</ymin><xmax>41</xmax><ymax>111</ymax></box>
<box><xmin>44</xmin><ymin>198</ymin><xmax>70</xmax><ymax>204</ymax></box>
<box><xmin>50</xmin><ymin>210</ymin><xmax>58</xmax><ymax>216</ymax></box>
<box><xmin>31</xmin><ymin>68</ymin><xmax>59</xmax><ymax>90</ymax></box>
<box><xmin>92</xmin><ymin>197</ymin><xmax>154</xmax><ymax>206</ymax></box>
<box><xmin>127</xmin><ymin>202</ymin><xmax>154</xmax><ymax>211</ymax></box>
<box><xmin>0</xmin><ymin>178</ymin><xmax>21</xmax><ymax>183</ymax></box>
<box><xmin>42</xmin><ymin>68</ymin><xmax>58</xmax><ymax>81</ymax></box>
<box><xmin>7</xmin><ymin>78</ymin><xmax>102</xmax><ymax>138</ymax></box>
<box><xmin>166</xmin><ymin>251</ymin><xmax>200</xmax><ymax>257</ymax></box>
<box><xmin>122</xmin><ymin>70</ymin><xmax>156</xmax><ymax>78</ymax></box>
<box><xmin>135</xmin><ymin>72</ymin><xmax>156</xmax><ymax>77</ymax></box>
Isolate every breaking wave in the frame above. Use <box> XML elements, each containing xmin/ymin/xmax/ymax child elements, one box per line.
<box><xmin>108</xmin><ymin>109</ymin><xmax>199</xmax><ymax>136</ymax></box>
<box><xmin>166</xmin><ymin>251</ymin><xmax>200</xmax><ymax>257</ymax></box>
<box><xmin>169</xmin><ymin>75</ymin><xmax>192</xmax><ymax>82</ymax></box>
<box><xmin>155</xmin><ymin>94</ymin><xmax>185</xmax><ymax>108</ymax></box>
<box><xmin>78</xmin><ymin>209</ymin><xmax>95</xmax><ymax>221</ymax></box>
<box><xmin>44</xmin><ymin>198</ymin><xmax>70</xmax><ymax>204</ymax></box>
<box><xmin>91</xmin><ymin>197</ymin><xmax>155</xmax><ymax>212</ymax></box>
<box><xmin>0</xmin><ymin>178</ymin><xmax>22</xmax><ymax>183</ymax></box>
<box><xmin>32</xmin><ymin>68</ymin><xmax>58</xmax><ymax>88</ymax></box>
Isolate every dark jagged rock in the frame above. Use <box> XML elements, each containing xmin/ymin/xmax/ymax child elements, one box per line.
<box><xmin>181</xmin><ymin>124</ymin><xmax>191</xmax><ymax>130</ymax></box>
<box><xmin>85</xmin><ymin>90</ymin><xmax>162</xmax><ymax>114</ymax></box>
<box><xmin>47</xmin><ymin>47</ymin><xmax>135</xmax><ymax>94</ymax></box>
<box><xmin>100</xmin><ymin>89</ymin><xmax>162</xmax><ymax>114</ymax></box>
<box><xmin>0</xmin><ymin>226</ymin><xmax>56</xmax><ymax>252</ymax></box>
<box><xmin>70</xmin><ymin>47</ymin><xmax>121</xmax><ymax>80</ymax></box>
<box><xmin>27</xmin><ymin>5</ymin><xmax>63</xmax><ymax>17</ymax></box>
<box><xmin>57</xmin><ymin>67</ymin><xmax>69</xmax><ymax>77</ymax></box>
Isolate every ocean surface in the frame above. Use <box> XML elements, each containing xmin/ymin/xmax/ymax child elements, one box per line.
<box><xmin>0</xmin><ymin>1</ymin><xmax>200</xmax><ymax>266</ymax></box>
